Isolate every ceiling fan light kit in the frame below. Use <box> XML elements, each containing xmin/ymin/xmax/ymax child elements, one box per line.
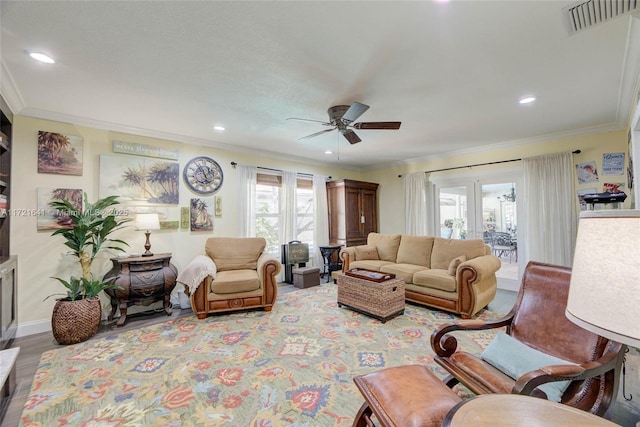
<box><xmin>288</xmin><ymin>102</ymin><xmax>401</xmax><ymax>145</ymax></box>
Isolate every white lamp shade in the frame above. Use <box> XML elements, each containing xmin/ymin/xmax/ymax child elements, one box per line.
<box><xmin>566</xmin><ymin>210</ymin><xmax>640</xmax><ymax>348</ymax></box>
<box><xmin>134</xmin><ymin>213</ymin><xmax>161</xmax><ymax>231</ymax></box>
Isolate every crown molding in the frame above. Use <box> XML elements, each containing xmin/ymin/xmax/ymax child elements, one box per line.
<box><xmin>0</xmin><ymin>60</ymin><xmax>25</xmax><ymax>115</ymax></box>
<box><xmin>17</xmin><ymin>107</ymin><xmax>363</xmax><ymax>172</ymax></box>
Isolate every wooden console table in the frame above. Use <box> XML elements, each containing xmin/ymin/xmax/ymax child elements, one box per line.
<box><xmin>104</xmin><ymin>253</ymin><xmax>177</xmax><ymax>327</ymax></box>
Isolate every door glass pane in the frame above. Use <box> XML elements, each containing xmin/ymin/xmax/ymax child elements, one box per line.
<box><xmin>439</xmin><ymin>186</ymin><xmax>467</xmax><ymax>240</ymax></box>
<box><xmin>481</xmin><ymin>182</ymin><xmax>517</xmax><ymax>281</ymax></box>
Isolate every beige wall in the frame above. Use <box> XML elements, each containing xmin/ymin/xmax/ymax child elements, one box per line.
<box><xmin>11</xmin><ymin>116</ymin><xmax>364</xmax><ymax>329</ymax></box>
<box><xmin>362</xmin><ymin>130</ymin><xmax>631</xmax><ymax>234</ymax></box>
<box><xmin>9</xmin><ymin>114</ymin><xmax>632</xmax><ymax>331</ymax></box>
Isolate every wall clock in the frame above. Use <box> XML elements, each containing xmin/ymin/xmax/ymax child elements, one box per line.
<box><xmin>183</xmin><ymin>156</ymin><xmax>224</xmax><ymax>195</ymax></box>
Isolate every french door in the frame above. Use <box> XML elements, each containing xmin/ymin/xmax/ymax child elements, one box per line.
<box><xmin>432</xmin><ymin>169</ymin><xmax>522</xmax><ymax>290</ymax></box>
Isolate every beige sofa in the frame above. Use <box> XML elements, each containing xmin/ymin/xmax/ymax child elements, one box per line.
<box><xmin>340</xmin><ymin>233</ymin><xmax>501</xmax><ymax>318</ymax></box>
<box><xmin>180</xmin><ymin>237</ymin><xmax>281</xmax><ymax>319</ymax></box>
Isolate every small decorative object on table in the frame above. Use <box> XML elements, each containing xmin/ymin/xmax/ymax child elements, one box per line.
<box><xmin>344</xmin><ymin>268</ymin><xmax>395</xmax><ymax>282</ymax></box>
<box><xmin>337</xmin><ymin>269</ymin><xmax>404</xmax><ymax>322</ymax></box>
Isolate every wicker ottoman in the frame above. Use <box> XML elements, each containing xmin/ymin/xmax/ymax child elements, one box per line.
<box><xmin>336</xmin><ymin>273</ymin><xmax>405</xmax><ymax>322</ymax></box>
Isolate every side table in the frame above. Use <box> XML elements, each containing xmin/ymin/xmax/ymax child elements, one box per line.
<box><xmin>104</xmin><ymin>253</ymin><xmax>177</xmax><ymax>327</ymax></box>
<box><xmin>318</xmin><ymin>245</ymin><xmax>343</xmax><ymax>283</ymax></box>
<box><xmin>442</xmin><ymin>394</ymin><xmax>618</xmax><ymax>426</ymax></box>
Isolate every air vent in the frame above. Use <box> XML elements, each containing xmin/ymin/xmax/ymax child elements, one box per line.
<box><xmin>563</xmin><ymin>0</ymin><xmax>639</xmax><ymax>34</ymax></box>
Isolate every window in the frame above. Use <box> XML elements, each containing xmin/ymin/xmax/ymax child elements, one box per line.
<box><xmin>255</xmin><ymin>173</ymin><xmax>314</xmax><ymax>256</ymax></box>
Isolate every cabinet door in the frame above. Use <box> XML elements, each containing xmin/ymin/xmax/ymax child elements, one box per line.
<box><xmin>360</xmin><ymin>189</ymin><xmax>378</xmax><ymax>236</ymax></box>
<box><xmin>344</xmin><ymin>187</ymin><xmax>363</xmax><ymax>240</ymax></box>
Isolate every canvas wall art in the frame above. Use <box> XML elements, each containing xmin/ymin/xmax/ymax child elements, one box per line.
<box><xmin>122</xmin><ymin>205</ymin><xmax>180</xmax><ymax>231</ymax></box>
<box><xmin>576</xmin><ymin>161</ymin><xmax>599</xmax><ymax>184</ymax></box>
<box><xmin>99</xmin><ymin>154</ymin><xmax>179</xmax><ymax>204</ymax></box>
<box><xmin>37</xmin><ymin>188</ymin><xmax>83</xmax><ymax>230</ymax></box>
<box><xmin>190</xmin><ymin>198</ymin><xmax>213</xmax><ymax>232</ymax></box>
<box><xmin>37</xmin><ymin>131</ymin><xmax>83</xmax><ymax>175</ymax></box>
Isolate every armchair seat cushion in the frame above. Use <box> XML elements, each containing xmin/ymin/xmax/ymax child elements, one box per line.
<box><xmin>413</xmin><ymin>269</ymin><xmax>456</xmax><ymax>292</ymax></box>
<box><xmin>210</xmin><ymin>270</ymin><xmax>261</xmax><ymax>294</ymax></box>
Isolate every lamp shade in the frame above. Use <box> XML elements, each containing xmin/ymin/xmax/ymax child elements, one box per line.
<box><xmin>566</xmin><ymin>210</ymin><xmax>640</xmax><ymax>348</ymax></box>
<box><xmin>134</xmin><ymin>213</ymin><xmax>160</xmax><ymax>231</ymax></box>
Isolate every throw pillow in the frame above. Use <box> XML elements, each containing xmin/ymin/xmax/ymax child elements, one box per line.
<box><xmin>481</xmin><ymin>332</ymin><xmax>576</xmax><ymax>402</ymax></box>
<box><xmin>355</xmin><ymin>245</ymin><xmax>379</xmax><ymax>261</ymax></box>
<box><xmin>447</xmin><ymin>255</ymin><xmax>467</xmax><ymax>275</ymax></box>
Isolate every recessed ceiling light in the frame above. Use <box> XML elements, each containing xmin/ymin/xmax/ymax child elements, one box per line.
<box><xmin>519</xmin><ymin>96</ymin><xmax>536</xmax><ymax>104</ymax></box>
<box><xmin>28</xmin><ymin>52</ymin><xmax>55</xmax><ymax>64</ymax></box>
<box><xmin>324</xmin><ymin>150</ymin><xmax>333</xmax><ymax>155</ymax></box>
<box><xmin>213</xmin><ymin>125</ymin><xmax>225</xmax><ymax>131</ymax></box>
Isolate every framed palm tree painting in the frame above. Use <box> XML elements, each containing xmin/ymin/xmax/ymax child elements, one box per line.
<box><xmin>190</xmin><ymin>198</ymin><xmax>213</xmax><ymax>231</ymax></box>
<box><xmin>99</xmin><ymin>154</ymin><xmax>179</xmax><ymax>204</ymax></box>
<box><xmin>37</xmin><ymin>131</ymin><xmax>83</xmax><ymax>175</ymax></box>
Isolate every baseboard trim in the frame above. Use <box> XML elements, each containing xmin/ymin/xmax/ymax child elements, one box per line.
<box><xmin>16</xmin><ymin>319</ymin><xmax>51</xmax><ymax>338</ymax></box>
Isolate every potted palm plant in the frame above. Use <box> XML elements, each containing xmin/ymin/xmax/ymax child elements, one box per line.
<box><xmin>48</xmin><ymin>193</ymin><xmax>130</xmax><ymax>344</ymax></box>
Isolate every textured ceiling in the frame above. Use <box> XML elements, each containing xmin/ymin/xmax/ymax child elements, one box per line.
<box><xmin>1</xmin><ymin>1</ymin><xmax>639</xmax><ymax>169</ymax></box>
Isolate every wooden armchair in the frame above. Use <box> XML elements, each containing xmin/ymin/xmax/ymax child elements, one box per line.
<box><xmin>430</xmin><ymin>261</ymin><xmax>625</xmax><ymax>416</ymax></box>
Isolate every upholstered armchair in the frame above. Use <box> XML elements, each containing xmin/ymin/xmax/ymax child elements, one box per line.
<box><xmin>430</xmin><ymin>261</ymin><xmax>625</xmax><ymax>416</ymax></box>
<box><xmin>179</xmin><ymin>237</ymin><xmax>281</xmax><ymax>319</ymax></box>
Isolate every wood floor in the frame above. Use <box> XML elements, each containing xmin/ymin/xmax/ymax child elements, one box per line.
<box><xmin>3</xmin><ymin>286</ymin><xmax>638</xmax><ymax>426</ymax></box>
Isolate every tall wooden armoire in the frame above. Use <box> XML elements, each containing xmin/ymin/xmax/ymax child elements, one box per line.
<box><xmin>326</xmin><ymin>179</ymin><xmax>379</xmax><ymax>247</ymax></box>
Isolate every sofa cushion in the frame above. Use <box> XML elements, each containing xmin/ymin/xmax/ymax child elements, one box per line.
<box><xmin>205</xmin><ymin>237</ymin><xmax>266</xmax><ymax>271</ymax></box>
<box><xmin>396</xmin><ymin>235</ymin><xmax>434</xmax><ymax>267</ymax></box>
<box><xmin>380</xmin><ymin>264</ymin><xmax>427</xmax><ymax>284</ymax></box>
<box><xmin>448</xmin><ymin>255</ymin><xmax>467</xmax><ymax>276</ymax></box>
<box><xmin>413</xmin><ymin>269</ymin><xmax>456</xmax><ymax>292</ymax></box>
<box><xmin>367</xmin><ymin>233</ymin><xmax>401</xmax><ymax>262</ymax></box>
<box><xmin>355</xmin><ymin>245</ymin><xmax>379</xmax><ymax>260</ymax></box>
<box><xmin>481</xmin><ymin>332</ymin><xmax>576</xmax><ymax>403</ymax></box>
<box><xmin>431</xmin><ymin>238</ymin><xmax>487</xmax><ymax>270</ymax></box>
<box><xmin>350</xmin><ymin>260</ymin><xmax>395</xmax><ymax>272</ymax></box>
<box><xmin>210</xmin><ymin>269</ymin><xmax>261</xmax><ymax>294</ymax></box>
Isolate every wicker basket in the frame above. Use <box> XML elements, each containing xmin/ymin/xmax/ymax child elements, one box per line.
<box><xmin>337</xmin><ymin>274</ymin><xmax>405</xmax><ymax>322</ymax></box>
<box><xmin>51</xmin><ymin>296</ymin><xmax>102</xmax><ymax>345</ymax></box>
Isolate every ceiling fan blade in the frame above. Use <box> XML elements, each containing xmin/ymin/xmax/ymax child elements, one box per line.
<box><xmin>342</xmin><ymin>129</ymin><xmax>361</xmax><ymax>144</ymax></box>
<box><xmin>299</xmin><ymin>128</ymin><xmax>336</xmax><ymax>140</ymax></box>
<box><xmin>342</xmin><ymin>102</ymin><xmax>370</xmax><ymax>123</ymax></box>
<box><xmin>353</xmin><ymin>121</ymin><xmax>402</xmax><ymax>130</ymax></box>
<box><xmin>287</xmin><ymin>117</ymin><xmax>332</xmax><ymax>126</ymax></box>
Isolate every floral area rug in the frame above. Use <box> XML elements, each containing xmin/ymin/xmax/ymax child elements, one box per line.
<box><xmin>20</xmin><ymin>285</ymin><xmax>501</xmax><ymax>426</ymax></box>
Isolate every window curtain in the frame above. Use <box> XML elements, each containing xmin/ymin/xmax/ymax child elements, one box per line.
<box><xmin>403</xmin><ymin>172</ymin><xmax>428</xmax><ymax>235</ymax></box>
<box><xmin>236</xmin><ymin>164</ymin><xmax>257</xmax><ymax>237</ymax></box>
<box><xmin>279</xmin><ymin>170</ymin><xmax>297</xmax><ymax>245</ymax></box>
<box><xmin>522</xmin><ymin>152</ymin><xmax>577</xmax><ymax>266</ymax></box>
<box><xmin>312</xmin><ymin>175</ymin><xmax>329</xmax><ymax>268</ymax></box>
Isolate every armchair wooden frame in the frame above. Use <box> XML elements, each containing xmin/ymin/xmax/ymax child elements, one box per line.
<box><xmin>430</xmin><ymin>261</ymin><xmax>625</xmax><ymax>416</ymax></box>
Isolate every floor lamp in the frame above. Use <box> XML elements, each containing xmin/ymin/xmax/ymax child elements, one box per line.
<box><xmin>566</xmin><ymin>209</ymin><xmax>640</xmax><ymax>402</ymax></box>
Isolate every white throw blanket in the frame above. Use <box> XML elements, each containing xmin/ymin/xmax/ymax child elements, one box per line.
<box><xmin>177</xmin><ymin>255</ymin><xmax>217</xmax><ymax>293</ymax></box>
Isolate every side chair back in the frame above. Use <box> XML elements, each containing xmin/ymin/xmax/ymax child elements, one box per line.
<box><xmin>431</xmin><ymin>261</ymin><xmax>625</xmax><ymax>416</ymax></box>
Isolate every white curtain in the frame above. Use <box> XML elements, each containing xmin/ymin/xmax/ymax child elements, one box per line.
<box><xmin>312</xmin><ymin>175</ymin><xmax>329</xmax><ymax>268</ymax></box>
<box><xmin>236</xmin><ymin>164</ymin><xmax>257</xmax><ymax>237</ymax></box>
<box><xmin>403</xmin><ymin>172</ymin><xmax>428</xmax><ymax>235</ymax></box>
<box><xmin>279</xmin><ymin>171</ymin><xmax>297</xmax><ymax>245</ymax></box>
<box><xmin>523</xmin><ymin>152</ymin><xmax>577</xmax><ymax>266</ymax></box>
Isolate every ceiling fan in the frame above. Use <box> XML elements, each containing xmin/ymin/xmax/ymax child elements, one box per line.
<box><xmin>287</xmin><ymin>102</ymin><xmax>401</xmax><ymax>144</ymax></box>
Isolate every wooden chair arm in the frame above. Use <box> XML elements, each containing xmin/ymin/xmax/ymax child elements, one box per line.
<box><xmin>430</xmin><ymin>313</ymin><xmax>514</xmax><ymax>357</ymax></box>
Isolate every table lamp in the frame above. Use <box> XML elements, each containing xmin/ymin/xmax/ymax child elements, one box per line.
<box><xmin>135</xmin><ymin>213</ymin><xmax>160</xmax><ymax>257</ymax></box>
<box><xmin>566</xmin><ymin>209</ymin><xmax>640</xmax><ymax>400</ymax></box>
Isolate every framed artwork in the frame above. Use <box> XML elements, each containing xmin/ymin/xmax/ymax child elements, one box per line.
<box><xmin>122</xmin><ymin>205</ymin><xmax>180</xmax><ymax>231</ymax></box>
<box><xmin>37</xmin><ymin>131</ymin><xmax>83</xmax><ymax>175</ymax></box>
<box><xmin>180</xmin><ymin>207</ymin><xmax>190</xmax><ymax>229</ymax></box>
<box><xmin>215</xmin><ymin>196</ymin><xmax>222</xmax><ymax>218</ymax></box>
<box><xmin>99</xmin><ymin>154</ymin><xmax>179</xmax><ymax>204</ymax></box>
<box><xmin>601</xmin><ymin>152</ymin><xmax>624</xmax><ymax>175</ymax></box>
<box><xmin>190</xmin><ymin>198</ymin><xmax>213</xmax><ymax>232</ymax></box>
<box><xmin>37</xmin><ymin>188</ymin><xmax>82</xmax><ymax>230</ymax></box>
<box><xmin>576</xmin><ymin>161</ymin><xmax>599</xmax><ymax>184</ymax></box>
